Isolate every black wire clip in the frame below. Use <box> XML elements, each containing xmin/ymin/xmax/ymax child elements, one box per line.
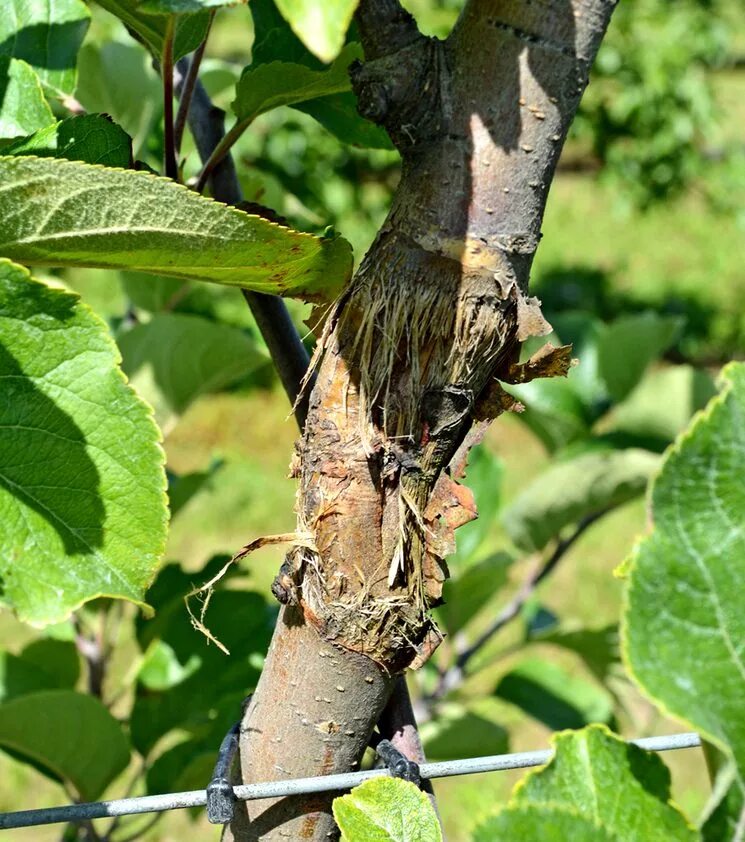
<box><xmin>375</xmin><ymin>738</ymin><xmax>422</xmax><ymax>788</ymax></box>
<box><xmin>206</xmin><ymin>720</ymin><xmax>240</xmax><ymax>824</ymax></box>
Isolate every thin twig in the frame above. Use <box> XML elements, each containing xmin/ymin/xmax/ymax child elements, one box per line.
<box><xmin>194</xmin><ymin>118</ymin><xmax>248</xmax><ymax>194</ymax></box>
<box><xmin>173</xmin><ymin>12</ymin><xmax>214</xmax><ymax>158</ymax></box>
<box><xmin>161</xmin><ymin>16</ymin><xmax>178</xmax><ymax>180</ymax></box>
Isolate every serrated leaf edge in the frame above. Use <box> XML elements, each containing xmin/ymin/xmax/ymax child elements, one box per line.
<box><xmin>619</xmin><ymin>362</ymin><xmax>744</xmax><ymax>770</ymax></box>
<box><xmin>0</xmin><ymin>258</ymin><xmax>168</xmax><ymax>626</ymax></box>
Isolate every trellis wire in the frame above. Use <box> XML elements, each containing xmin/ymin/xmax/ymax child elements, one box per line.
<box><xmin>0</xmin><ymin>732</ymin><xmax>701</xmax><ymax>830</ymax></box>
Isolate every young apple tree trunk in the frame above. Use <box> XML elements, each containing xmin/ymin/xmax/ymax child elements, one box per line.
<box><xmin>226</xmin><ymin>1</ymin><xmax>617</xmax><ymax>838</ymax></box>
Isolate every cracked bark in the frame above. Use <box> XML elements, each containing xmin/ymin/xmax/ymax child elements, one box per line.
<box><xmin>225</xmin><ymin>1</ymin><xmax>617</xmax><ymax>839</ymax></box>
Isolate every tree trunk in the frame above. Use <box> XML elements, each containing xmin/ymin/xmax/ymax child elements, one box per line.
<box><xmin>227</xmin><ymin>1</ymin><xmax>617</xmax><ymax>838</ymax></box>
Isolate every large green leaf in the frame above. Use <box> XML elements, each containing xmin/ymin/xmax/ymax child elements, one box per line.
<box><xmin>94</xmin><ymin>1</ymin><xmax>212</xmax><ymax>61</ymax></box>
<box><xmin>117</xmin><ymin>313</ymin><xmax>266</xmax><ymax>426</ymax></box>
<box><xmin>0</xmin><ymin>58</ymin><xmax>54</xmax><ymax>140</ymax></box>
<box><xmin>0</xmin><ymin>156</ymin><xmax>353</xmax><ymax>302</ymax></box>
<box><xmin>0</xmin><ymin>690</ymin><xmax>130</xmax><ymax>799</ymax></box>
<box><xmin>596</xmin><ymin>313</ymin><xmax>683</xmax><ymax>402</ymax></box>
<box><xmin>233</xmin><ymin>43</ymin><xmax>361</xmax><ymax>124</ymax></box>
<box><xmin>503</xmin><ymin>448</ymin><xmax>659</xmax><ymax>552</ymax></box>
<box><xmin>495</xmin><ymin>659</ymin><xmax>614</xmax><ymax>731</ymax></box>
<box><xmin>509</xmin><ymin>726</ymin><xmax>697</xmax><ymax>841</ymax></box>
<box><xmin>6</xmin><ymin>114</ymin><xmax>133</xmax><ymax>167</ymax></box>
<box><xmin>0</xmin><ymin>260</ymin><xmax>167</xmax><ymax>624</ymax></box>
<box><xmin>702</xmin><ymin>772</ymin><xmax>745</xmax><ymax>842</ymax></box>
<box><xmin>273</xmin><ymin>0</ymin><xmax>359</xmax><ymax>63</ymax></box>
<box><xmin>535</xmin><ymin>626</ymin><xmax>620</xmax><ymax>687</ymax></box>
<box><xmin>0</xmin><ymin>0</ymin><xmax>90</xmax><ymax>97</ymax></box>
<box><xmin>622</xmin><ymin>362</ymin><xmax>745</xmax><ymax>781</ymax></box>
<box><xmin>333</xmin><ymin>778</ymin><xmax>442</xmax><ymax>842</ymax></box>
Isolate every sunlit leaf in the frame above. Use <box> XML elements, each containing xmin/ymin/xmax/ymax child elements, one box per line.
<box><xmin>0</xmin><ymin>0</ymin><xmax>90</xmax><ymax>97</ymax></box>
<box><xmin>0</xmin><ymin>156</ymin><xmax>353</xmax><ymax>303</ymax></box>
<box><xmin>333</xmin><ymin>777</ymin><xmax>442</xmax><ymax>842</ymax></box>
<box><xmin>622</xmin><ymin>362</ymin><xmax>745</xmax><ymax>780</ymax></box>
<box><xmin>0</xmin><ymin>260</ymin><xmax>167</xmax><ymax>624</ymax></box>
<box><xmin>0</xmin><ymin>58</ymin><xmax>54</xmax><ymax>140</ymax></box>
<box><xmin>273</xmin><ymin>0</ymin><xmax>360</xmax><ymax>63</ymax></box>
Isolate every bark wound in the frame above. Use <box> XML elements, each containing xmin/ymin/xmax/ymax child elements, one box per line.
<box><xmin>282</xmin><ymin>16</ymin><xmax>586</xmax><ymax>671</ymax></box>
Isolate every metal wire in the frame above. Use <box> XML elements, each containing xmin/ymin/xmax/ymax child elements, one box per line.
<box><xmin>0</xmin><ymin>732</ymin><xmax>701</xmax><ymax>830</ymax></box>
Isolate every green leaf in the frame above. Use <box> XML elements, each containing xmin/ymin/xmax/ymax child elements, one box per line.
<box><xmin>0</xmin><ymin>640</ymin><xmax>79</xmax><ymax>703</ymax></box>
<box><xmin>495</xmin><ymin>659</ymin><xmax>614</xmax><ymax>731</ymax></box>
<box><xmin>296</xmin><ymin>93</ymin><xmax>394</xmax><ymax>150</ymax></box>
<box><xmin>0</xmin><ymin>690</ymin><xmax>130</xmax><ymax>799</ymax></box>
<box><xmin>333</xmin><ymin>777</ymin><xmax>442</xmax><ymax>842</ymax></box>
<box><xmin>146</xmin><ymin>739</ymin><xmax>215</xmax><ymax>796</ymax></box>
<box><xmin>503</xmin><ymin>448</ymin><xmax>659</xmax><ymax>552</ymax></box>
<box><xmin>5</xmin><ymin>115</ymin><xmax>132</xmax><ymax>167</ymax></box>
<box><xmin>76</xmin><ymin>40</ymin><xmax>162</xmax><ymax>156</ymax></box>
<box><xmin>131</xmin><ymin>586</ymin><xmax>273</xmax><ymax>754</ymax></box>
<box><xmin>511</xmin><ymin>726</ymin><xmax>697</xmax><ymax>841</ymax></box>
<box><xmin>137</xmin><ymin>639</ymin><xmax>200</xmax><ymax>690</ymax></box>
<box><xmin>94</xmin><ymin>1</ymin><xmax>212</xmax><ymax>61</ymax></box>
<box><xmin>702</xmin><ymin>771</ymin><xmax>745</xmax><ymax>842</ymax></box>
<box><xmin>610</xmin><ymin>365</ymin><xmax>717</xmax><ymax>448</ymax></box>
<box><xmin>422</xmin><ymin>707</ymin><xmax>508</xmax><ymax>762</ymax></box>
<box><xmin>139</xmin><ymin>0</ymin><xmax>243</xmax><ymax>13</ymax></box>
<box><xmin>438</xmin><ymin>552</ymin><xmax>512</xmax><ymax>636</ymax></box>
<box><xmin>0</xmin><ymin>57</ymin><xmax>54</xmax><ymax>140</ymax></box>
<box><xmin>597</xmin><ymin>313</ymin><xmax>683</xmax><ymax>402</ymax></box>
<box><xmin>474</xmin><ymin>806</ymin><xmax>615</xmax><ymax>841</ymax></box>
<box><xmin>117</xmin><ymin>313</ymin><xmax>267</xmax><ymax>426</ymax></box>
<box><xmin>0</xmin><ymin>156</ymin><xmax>352</xmax><ymax>302</ymax></box>
<box><xmin>622</xmin><ymin>362</ymin><xmax>745</xmax><ymax>781</ymax></box>
<box><xmin>0</xmin><ymin>260</ymin><xmax>167</xmax><ymax>625</ymax></box>
<box><xmin>0</xmin><ymin>0</ymin><xmax>90</xmax><ymax>97</ymax></box>
<box><xmin>535</xmin><ymin>626</ymin><xmax>620</xmax><ymax>687</ymax></box>
<box><xmin>273</xmin><ymin>0</ymin><xmax>359</xmax><ymax>63</ymax></box>
<box><xmin>233</xmin><ymin>43</ymin><xmax>362</xmax><ymax>124</ymax></box>
<box><xmin>168</xmin><ymin>460</ymin><xmax>224</xmax><ymax>518</ymax></box>
<box><xmin>508</xmin><ymin>378</ymin><xmax>593</xmax><ymax>453</ymax></box>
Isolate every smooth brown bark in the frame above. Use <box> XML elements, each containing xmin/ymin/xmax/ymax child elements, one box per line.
<box><xmin>228</xmin><ymin>1</ymin><xmax>617</xmax><ymax>838</ymax></box>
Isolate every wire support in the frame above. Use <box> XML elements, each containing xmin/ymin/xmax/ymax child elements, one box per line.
<box><xmin>0</xmin><ymin>732</ymin><xmax>701</xmax><ymax>830</ymax></box>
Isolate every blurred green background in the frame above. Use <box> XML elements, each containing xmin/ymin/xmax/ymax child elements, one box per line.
<box><xmin>1</xmin><ymin>0</ymin><xmax>744</xmax><ymax>839</ymax></box>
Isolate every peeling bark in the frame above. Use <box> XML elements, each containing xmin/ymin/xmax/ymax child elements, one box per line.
<box><xmin>227</xmin><ymin>1</ymin><xmax>617</xmax><ymax>839</ymax></box>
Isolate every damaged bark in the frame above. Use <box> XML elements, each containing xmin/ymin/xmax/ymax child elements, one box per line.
<box><xmin>227</xmin><ymin>1</ymin><xmax>617</xmax><ymax>839</ymax></box>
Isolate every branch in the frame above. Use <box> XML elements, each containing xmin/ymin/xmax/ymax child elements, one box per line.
<box><xmin>354</xmin><ymin>0</ymin><xmax>421</xmax><ymax>60</ymax></box>
<box><xmin>430</xmin><ymin>508</ymin><xmax>611</xmax><ymax>703</ymax></box>
<box><xmin>173</xmin><ymin>14</ymin><xmax>214</xmax><ymax>158</ymax></box>
<box><xmin>161</xmin><ymin>17</ymin><xmax>177</xmax><ymax>180</ymax></box>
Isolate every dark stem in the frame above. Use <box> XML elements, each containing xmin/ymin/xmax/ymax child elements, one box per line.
<box><xmin>173</xmin><ymin>13</ymin><xmax>214</xmax><ymax>158</ymax></box>
<box><xmin>430</xmin><ymin>508</ymin><xmax>611</xmax><ymax>703</ymax></box>
<box><xmin>194</xmin><ymin>119</ymin><xmax>248</xmax><ymax>194</ymax></box>
<box><xmin>161</xmin><ymin>16</ymin><xmax>178</xmax><ymax>180</ymax></box>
